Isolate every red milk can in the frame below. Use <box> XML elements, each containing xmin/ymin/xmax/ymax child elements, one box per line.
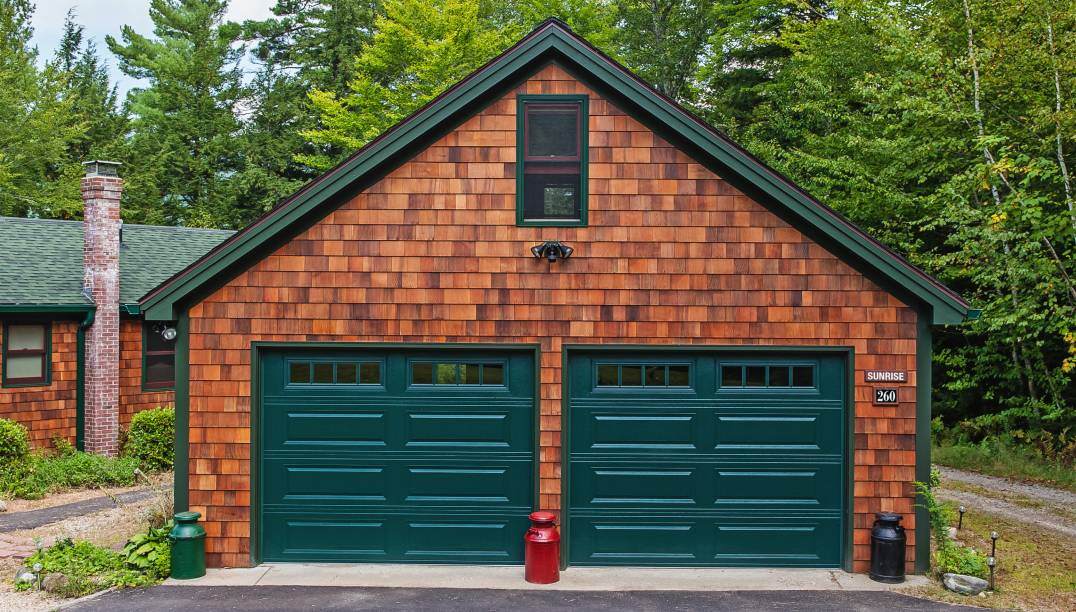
<box><xmin>524</xmin><ymin>511</ymin><xmax>560</xmax><ymax>584</ymax></box>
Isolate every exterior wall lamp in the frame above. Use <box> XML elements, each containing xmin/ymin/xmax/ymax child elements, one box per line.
<box><xmin>531</xmin><ymin>240</ymin><xmax>573</xmax><ymax>263</ymax></box>
<box><xmin>153</xmin><ymin>322</ymin><xmax>178</xmax><ymax>341</ymax></box>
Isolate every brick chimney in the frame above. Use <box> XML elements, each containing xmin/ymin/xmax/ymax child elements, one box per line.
<box><xmin>81</xmin><ymin>160</ymin><xmax>122</xmax><ymax>456</ymax></box>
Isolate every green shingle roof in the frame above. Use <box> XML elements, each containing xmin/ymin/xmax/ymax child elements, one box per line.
<box><xmin>0</xmin><ymin>217</ymin><xmax>233</xmax><ymax>307</ymax></box>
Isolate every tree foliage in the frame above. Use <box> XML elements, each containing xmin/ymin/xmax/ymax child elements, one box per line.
<box><xmin>0</xmin><ymin>0</ymin><xmax>1073</xmax><ymax>452</ymax></box>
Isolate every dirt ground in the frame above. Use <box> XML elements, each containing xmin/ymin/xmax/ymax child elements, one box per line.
<box><xmin>1</xmin><ymin>472</ymin><xmax>171</xmax><ymax>514</ymax></box>
<box><xmin>909</xmin><ymin>467</ymin><xmax>1076</xmax><ymax>611</ymax></box>
<box><xmin>0</xmin><ymin>489</ymin><xmax>166</xmax><ymax>612</ymax></box>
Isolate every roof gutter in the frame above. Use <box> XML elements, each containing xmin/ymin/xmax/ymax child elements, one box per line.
<box><xmin>0</xmin><ymin>304</ymin><xmax>96</xmax><ymax>315</ymax></box>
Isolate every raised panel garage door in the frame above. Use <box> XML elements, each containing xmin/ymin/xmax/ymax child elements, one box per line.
<box><xmin>567</xmin><ymin>350</ymin><xmax>847</xmax><ymax>567</ymax></box>
<box><xmin>258</xmin><ymin>347</ymin><xmax>535</xmax><ymax>563</ymax></box>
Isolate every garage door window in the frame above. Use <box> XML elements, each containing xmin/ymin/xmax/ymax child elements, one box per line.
<box><xmin>595</xmin><ymin>363</ymin><xmax>690</xmax><ymax>388</ymax></box>
<box><xmin>289</xmin><ymin>360</ymin><xmax>381</xmax><ymax>385</ymax></box>
<box><xmin>720</xmin><ymin>364</ymin><xmax>814</xmax><ymax>388</ymax></box>
<box><xmin>410</xmin><ymin>361</ymin><xmax>505</xmax><ymax>386</ymax></box>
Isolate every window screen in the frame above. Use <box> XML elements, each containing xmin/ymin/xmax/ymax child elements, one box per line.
<box><xmin>143</xmin><ymin>322</ymin><xmax>177</xmax><ymax>389</ymax></box>
<box><xmin>519</xmin><ymin>98</ymin><xmax>586</xmax><ymax>224</ymax></box>
<box><xmin>3</xmin><ymin>323</ymin><xmax>48</xmax><ymax>385</ymax></box>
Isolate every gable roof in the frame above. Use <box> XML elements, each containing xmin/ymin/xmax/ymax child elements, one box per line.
<box><xmin>141</xmin><ymin>19</ymin><xmax>973</xmax><ymax>324</ymax></box>
<box><xmin>0</xmin><ymin>216</ymin><xmax>233</xmax><ymax>309</ymax></box>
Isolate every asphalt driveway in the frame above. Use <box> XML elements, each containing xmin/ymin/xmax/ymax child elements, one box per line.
<box><xmin>70</xmin><ymin>586</ymin><xmax>980</xmax><ymax>611</ymax></box>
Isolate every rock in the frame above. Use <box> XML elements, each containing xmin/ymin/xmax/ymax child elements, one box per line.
<box><xmin>0</xmin><ymin>498</ymin><xmax>8</xmax><ymax>512</ymax></box>
<box><xmin>943</xmin><ymin>573</ymin><xmax>989</xmax><ymax>595</ymax></box>
<box><xmin>41</xmin><ymin>572</ymin><xmax>70</xmax><ymax>594</ymax></box>
<box><xmin>13</xmin><ymin>566</ymin><xmax>36</xmax><ymax>586</ymax></box>
<box><xmin>947</xmin><ymin>526</ymin><xmax>958</xmax><ymax>539</ymax></box>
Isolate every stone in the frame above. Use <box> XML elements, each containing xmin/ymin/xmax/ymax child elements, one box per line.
<box><xmin>947</xmin><ymin>526</ymin><xmax>958</xmax><ymax>540</ymax></box>
<box><xmin>0</xmin><ymin>498</ymin><xmax>8</xmax><ymax>512</ymax></box>
<box><xmin>943</xmin><ymin>573</ymin><xmax>989</xmax><ymax>595</ymax></box>
<box><xmin>14</xmin><ymin>566</ymin><xmax>36</xmax><ymax>586</ymax></box>
<box><xmin>41</xmin><ymin>572</ymin><xmax>71</xmax><ymax>594</ymax></box>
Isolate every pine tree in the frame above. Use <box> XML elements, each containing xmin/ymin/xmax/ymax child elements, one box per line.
<box><xmin>0</xmin><ymin>0</ymin><xmax>83</xmax><ymax>218</ymax></box>
<box><xmin>107</xmin><ymin>0</ymin><xmax>246</xmax><ymax>227</ymax></box>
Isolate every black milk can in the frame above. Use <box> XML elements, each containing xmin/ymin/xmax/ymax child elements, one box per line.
<box><xmin>869</xmin><ymin>512</ymin><xmax>906</xmax><ymax>583</ymax></box>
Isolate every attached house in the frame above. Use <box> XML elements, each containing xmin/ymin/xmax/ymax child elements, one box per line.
<box><xmin>0</xmin><ymin>163</ymin><xmax>232</xmax><ymax>452</ymax></box>
<box><xmin>138</xmin><ymin>21</ymin><xmax>974</xmax><ymax>574</ymax></box>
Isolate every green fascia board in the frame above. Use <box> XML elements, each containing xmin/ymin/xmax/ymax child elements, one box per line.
<box><xmin>140</xmin><ymin>20</ymin><xmax>971</xmax><ymax>325</ymax></box>
<box><xmin>0</xmin><ymin>304</ymin><xmax>95</xmax><ymax>316</ymax></box>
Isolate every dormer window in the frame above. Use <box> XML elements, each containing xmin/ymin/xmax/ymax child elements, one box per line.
<box><xmin>517</xmin><ymin>95</ymin><xmax>588</xmax><ymax>226</ymax></box>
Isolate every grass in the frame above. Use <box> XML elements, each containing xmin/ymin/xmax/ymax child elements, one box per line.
<box><xmin>0</xmin><ymin>450</ymin><xmax>139</xmax><ymax>500</ymax></box>
<box><xmin>911</xmin><ymin>500</ymin><xmax>1076</xmax><ymax>610</ymax></box>
<box><xmin>933</xmin><ymin>442</ymin><xmax>1076</xmax><ymax>493</ymax></box>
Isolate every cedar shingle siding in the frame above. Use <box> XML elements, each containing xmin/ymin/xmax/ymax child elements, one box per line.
<box><xmin>0</xmin><ymin>321</ymin><xmax>78</xmax><ymax>446</ymax></box>
<box><xmin>186</xmin><ymin>65</ymin><xmax>920</xmax><ymax>571</ymax></box>
<box><xmin>119</xmin><ymin>319</ymin><xmax>174</xmax><ymax>423</ymax></box>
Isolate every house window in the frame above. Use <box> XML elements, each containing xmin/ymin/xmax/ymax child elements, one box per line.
<box><xmin>410</xmin><ymin>361</ymin><xmax>505</xmax><ymax>386</ymax></box>
<box><xmin>143</xmin><ymin>322</ymin><xmax>177</xmax><ymax>389</ymax></box>
<box><xmin>595</xmin><ymin>363</ymin><xmax>691</xmax><ymax>388</ymax></box>
<box><xmin>720</xmin><ymin>364</ymin><xmax>815</xmax><ymax>389</ymax></box>
<box><xmin>2</xmin><ymin>322</ymin><xmax>49</xmax><ymax>386</ymax></box>
<box><xmin>517</xmin><ymin>95</ymin><xmax>588</xmax><ymax>225</ymax></box>
<box><xmin>288</xmin><ymin>361</ymin><xmax>382</xmax><ymax>385</ymax></box>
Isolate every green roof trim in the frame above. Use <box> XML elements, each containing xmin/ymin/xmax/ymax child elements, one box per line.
<box><xmin>140</xmin><ymin>19</ymin><xmax>971</xmax><ymax>324</ymax></box>
<box><xmin>0</xmin><ymin>217</ymin><xmax>232</xmax><ymax>310</ymax></box>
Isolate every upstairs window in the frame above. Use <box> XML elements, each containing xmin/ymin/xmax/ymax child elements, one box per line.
<box><xmin>143</xmin><ymin>322</ymin><xmax>177</xmax><ymax>389</ymax></box>
<box><xmin>2</xmin><ymin>322</ymin><xmax>49</xmax><ymax>386</ymax></box>
<box><xmin>517</xmin><ymin>95</ymin><xmax>588</xmax><ymax>225</ymax></box>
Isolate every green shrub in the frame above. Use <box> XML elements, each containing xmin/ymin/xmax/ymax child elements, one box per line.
<box><xmin>124</xmin><ymin>407</ymin><xmax>174</xmax><ymax>471</ymax></box>
<box><xmin>17</xmin><ymin>537</ymin><xmax>162</xmax><ymax>597</ymax></box>
<box><xmin>0</xmin><ymin>451</ymin><xmax>139</xmax><ymax>499</ymax></box>
<box><xmin>0</xmin><ymin>418</ymin><xmax>31</xmax><ymax>461</ymax></box>
<box><xmin>52</xmin><ymin>436</ymin><xmax>76</xmax><ymax>457</ymax></box>
<box><xmin>915</xmin><ymin>468</ymin><xmax>989</xmax><ymax>579</ymax></box>
<box><xmin>122</xmin><ymin>520</ymin><xmax>173</xmax><ymax>579</ymax></box>
<box><xmin>936</xmin><ymin>544</ymin><xmax>990</xmax><ymax>578</ymax></box>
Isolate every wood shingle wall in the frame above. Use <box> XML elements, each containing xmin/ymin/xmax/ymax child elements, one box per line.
<box><xmin>0</xmin><ymin>320</ymin><xmax>78</xmax><ymax>447</ymax></box>
<box><xmin>186</xmin><ymin>64</ymin><xmax>920</xmax><ymax>572</ymax></box>
<box><xmin>119</xmin><ymin>318</ymin><xmax>174</xmax><ymax>423</ymax></box>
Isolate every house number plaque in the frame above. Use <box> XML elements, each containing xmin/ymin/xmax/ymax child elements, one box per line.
<box><xmin>874</xmin><ymin>388</ymin><xmax>898</xmax><ymax>405</ymax></box>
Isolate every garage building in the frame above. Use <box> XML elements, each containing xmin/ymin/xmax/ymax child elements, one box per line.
<box><xmin>139</xmin><ymin>20</ymin><xmax>974</xmax><ymax>574</ymax></box>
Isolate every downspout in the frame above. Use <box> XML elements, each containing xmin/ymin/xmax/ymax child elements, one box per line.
<box><xmin>76</xmin><ymin>306</ymin><xmax>96</xmax><ymax>451</ymax></box>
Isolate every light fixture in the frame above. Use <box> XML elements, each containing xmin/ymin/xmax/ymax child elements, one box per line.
<box><xmin>153</xmin><ymin>323</ymin><xmax>177</xmax><ymax>341</ymax></box>
<box><xmin>987</xmin><ymin>556</ymin><xmax>996</xmax><ymax>590</ymax></box>
<box><xmin>531</xmin><ymin>240</ymin><xmax>573</xmax><ymax>263</ymax></box>
<box><xmin>957</xmin><ymin>505</ymin><xmax>966</xmax><ymax>530</ymax></box>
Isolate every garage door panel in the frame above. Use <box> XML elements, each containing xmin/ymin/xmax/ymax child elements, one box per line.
<box><xmin>574</xmin><ymin>465</ymin><xmax>700</xmax><ymax>506</ymax></box>
<box><xmin>575</xmin><ymin>521</ymin><xmax>701</xmax><ymax>562</ymax></box>
<box><xmin>272</xmin><ymin>410</ymin><xmax>388</xmax><ymax>449</ymax></box>
<box><xmin>259</xmin><ymin>347</ymin><xmax>535</xmax><ymax>564</ymax></box>
<box><xmin>263</xmin><ymin>458</ymin><xmax>533</xmax><ymax>508</ymax></box>
<box><xmin>572</xmin><ymin>411</ymin><xmax>700</xmax><ymax>452</ymax></box>
<box><xmin>712</xmin><ymin>463</ymin><xmax>842</xmax><ymax>508</ymax></box>
<box><xmin>713</xmin><ymin>409</ymin><xmax>842</xmax><ymax>454</ymax></box>
<box><xmin>262</xmin><ymin>512</ymin><xmax>528</xmax><ymax>562</ymax></box>
<box><xmin>406</xmin><ymin>412</ymin><xmax>515</xmax><ymax>448</ymax></box>
<box><xmin>567</xmin><ymin>351</ymin><xmax>846</xmax><ymax>568</ymax></box>
<box><xmin>712</xmin><ymin>519</ymin><xmax>841</xmax><ymax>565</ymax></box>
<box><xmin>569</xmin><ymin>516</ymin><xmax>841</xmax><ymax>566</ymax></box>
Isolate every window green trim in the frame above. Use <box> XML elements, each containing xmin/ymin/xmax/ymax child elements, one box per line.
<box><xmin>516</xmin><ymin>94</ymin><xmax>589</xmax><ymax>226</ymax></box>
<box><xmin>141</xmin><ymin>320</ymin><xmax>177</xmax><ymax>391</ymax></box>
<box><xmin>2</xmin><ymin>321</ymin><xmax>52</xmax><ymax>388</ymax></box>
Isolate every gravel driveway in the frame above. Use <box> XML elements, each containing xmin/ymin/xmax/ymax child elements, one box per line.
<box><xmin>935</xmin><ymin>466</ymin><xmax>1076</xmax><ymax>538</ymax></box>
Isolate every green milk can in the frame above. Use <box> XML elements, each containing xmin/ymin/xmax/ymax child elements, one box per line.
<box><xmin>169</xmin><ymin>511</ymin><xmax>207</xmax><ymax>579</ymax></box>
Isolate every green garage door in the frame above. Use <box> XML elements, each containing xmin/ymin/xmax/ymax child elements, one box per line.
<box><xmin>567</xmin><ymin>350</ymin><xmax>846</xmax><ymax>567</ymax></box>
<box><xmin>258</xmin><ymin>347</ymin><xmax>535</xmax><ymax>563</ymax></box>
